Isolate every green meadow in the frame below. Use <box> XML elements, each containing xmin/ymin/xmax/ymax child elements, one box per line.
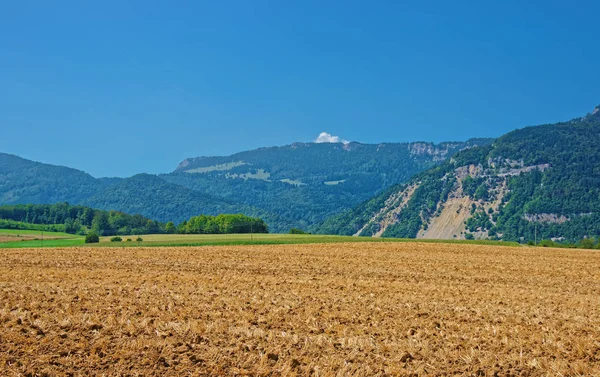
<box><xmin>0</xmin><ymin>228</ymin><xmax>520</xmax><ymax>249</ymax></box>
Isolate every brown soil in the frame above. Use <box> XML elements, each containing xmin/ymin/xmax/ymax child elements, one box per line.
<box><xmin>1</xmin><ymin>243</ymin><xmax>599</xmax><ymax>376</ymax></box>
<box><xmin>0</xmin><ymin>235</ymin><xmax>64</xmax><ymax>243</ymax></box>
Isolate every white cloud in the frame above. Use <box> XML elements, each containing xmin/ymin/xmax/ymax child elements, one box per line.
<box><xmin>315</xmin><ymin>132</ymin><xmax>348</xmax><ymax>144</ymax></box>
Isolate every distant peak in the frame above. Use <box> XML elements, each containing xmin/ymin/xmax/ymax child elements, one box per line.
<box><xmin>593</xmin><ymin>105</ymin><xmax>600</xmax><ymax>115</ymax></box>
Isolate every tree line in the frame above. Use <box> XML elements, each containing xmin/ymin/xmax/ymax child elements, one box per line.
<box><xmin>174</xmin><ymin>214</ymin><xmax>268</xmax><ymax>234</ymax></box>
<box><xmin>0</xmin><ymin>203</ymin><xmax>268</xmax><ymax>236</ymax></box>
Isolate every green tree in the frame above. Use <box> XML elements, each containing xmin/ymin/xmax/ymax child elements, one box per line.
<box><xmin>165</xmin><ymin>221</ymin><xmax>176</xmax><ymax>234</ymax></box>
<box><xmin>63</xmin><ymin>218</ymin><xmax>75</xmax><ymax>233</ymax></box>
<box><xmin>81</xmin><ymin>207</ymin><xmax>95</xmax><ymax>227</ymax></box>
<box><xmin>91</xmin><ymin>212</ymin><xmax>111</xmax><ymax>236</ymax></box>
<box><xmin>177</xmin><ymin>220</ymin><xmax>188</xmax><ymax>234</ymax></box>
<box><xmin>145</xmin><ymin>220</ymin><xmax>161</xmax><ymax>234</ymax></box>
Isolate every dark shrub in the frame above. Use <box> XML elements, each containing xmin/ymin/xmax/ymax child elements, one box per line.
<box><xmin>85</xmin><ymin>233</ymin><xmax>100</xmax><ymax>244</ymax></box>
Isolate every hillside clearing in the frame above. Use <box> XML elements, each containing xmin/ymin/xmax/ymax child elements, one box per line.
<box><xmin>1</xmin><ymin>243</ymin><xmax>599</xmax><ymax>375</ymax></box>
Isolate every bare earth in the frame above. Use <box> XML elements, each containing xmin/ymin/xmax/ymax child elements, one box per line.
<box><xmin>1</xmin><ymin>243</ymin><xmax>599</xmax><ymax>376</ymax></box>
<box><xmin>0</xmin><ymin>235</ymin><xmax>66</xmax><ymax>242</ymax></box>
<box><xmin>418</xmin><ymin>196</ymin><xmax>473</xmax><ymax>240</ymax></box>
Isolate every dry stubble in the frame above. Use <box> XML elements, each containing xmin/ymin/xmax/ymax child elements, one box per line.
<box><xmin>1</xmin><ymin>243</ymin><xmax>599</xmax><ymax>376</ymax></box>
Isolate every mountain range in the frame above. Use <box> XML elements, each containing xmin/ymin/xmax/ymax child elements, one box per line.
<box><xmin>2</xmin><ymin>104</ymin><xmax>598</xmax><ymax>241</ymax></box>
<box><xmin>0</xmin><ymin>139</ymin><xmax>490</xmax><ymax>232</ymax></box>
<box><xmin>321</xmin><ymin>105</ymin><xmax>600</xmax><ymax>242</ymax></box>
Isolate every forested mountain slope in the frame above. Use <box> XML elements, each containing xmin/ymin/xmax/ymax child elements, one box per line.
<box><xmin>166</xmin><ymin>139</ymin><xmax>491</xmax><ymax>230</ymax></box>
<box><xmin>83</xmin><ymin>174</ymin><xmax>292</xmax><ymax>230</ymax></box>
<box><xmin>0</xmin><ymin>139</ymin><xmax>491</xmax><ymax>232</ymax></box>
<box><xmin>0</xmin><ymin>153</ymin><xmax>110</xmax><ymax>204</ymax></box>
<box><xmin>320</xmin><ymin>105</ymin><xmax>600</xmax><ymax>242</ymax></box>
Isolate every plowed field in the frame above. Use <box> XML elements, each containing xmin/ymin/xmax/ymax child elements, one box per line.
<box><xmin>1</xmin><ymin>243</ymin><xmax>599</xmax><ymax>376</ymax></box>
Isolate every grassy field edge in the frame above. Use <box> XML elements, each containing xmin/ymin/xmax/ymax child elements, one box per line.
<box><xmin>0</xmin><ymin>230</ymin><xmax>521</xmax><ymax>248</ymax></box>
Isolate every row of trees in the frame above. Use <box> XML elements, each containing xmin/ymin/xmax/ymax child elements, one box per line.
<box><xmin>175</xmin><ymin>214</ymin><xmax>268</xmax><ymax>234</ymax></box>
<box><xmin>0</xmin><ymin>203</ymin><xmax>269</xmax><ymax>236</ymax></box>
<box><xmin>0</xmin><ymin>203</ymin><xmax>162</xmax><ymax>236</ymax></box>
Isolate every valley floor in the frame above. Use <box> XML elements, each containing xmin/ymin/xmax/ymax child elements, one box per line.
<box><xmin>1</xmin><ymin>243</ymin><xmax>599</xmax><ymax>375</ymax></box>
<box><xmin>0</xmin><ymin>230</ymin><xmax>519</xmax><ymax>248</ymax></box>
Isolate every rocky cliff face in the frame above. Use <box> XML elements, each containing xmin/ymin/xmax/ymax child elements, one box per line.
<box><xmin>354</xmin><ymin>159</ymin><xmax>549</xmax><ymax>240</ymax></box>
<box><xmin>320</xmin><ymin>104</ymin><xmax>600</xmax><ymax>242</ymax></box>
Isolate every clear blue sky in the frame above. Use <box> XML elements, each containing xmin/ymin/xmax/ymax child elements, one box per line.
<box><xmin>1</xmin><ymin>1</ymin><xmax>598</xmax><ymax>177</ymax></box>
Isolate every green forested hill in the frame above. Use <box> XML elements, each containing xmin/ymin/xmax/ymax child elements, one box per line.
<box><xmin>0</xmin><ymin>139</ymin><xmax>489</xmax><ymax>232</ymax></box>
<box><xmin>174</xmin><ymin>139</ymin><xmax>491</xmax><ymax>187</ymax></box>
<box><xmin>320</xmin><ymin>105</ymin><xmax>600</xmax><ymax>243</ymax></box>
<box><xmin>82</xmin><ymin>174</ymin><xmax>293</xmax><ymax>231</ymax></box>
<box><xmin>165</xmin><ymin>139</ymin><xmax>491</xmax><ymax>230</ymax></box>
<box><xmin>0</xmin><ymin>153</ymin><xmax>110</xmax><ymax>204</ymax></box>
